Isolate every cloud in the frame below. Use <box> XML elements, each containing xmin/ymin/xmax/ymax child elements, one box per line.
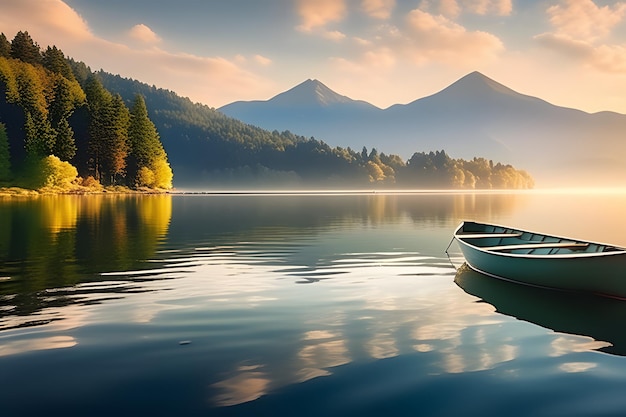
<box><xmin>0</xmin><ymin>0</ymin><xmax>93</xmax><ymax>41</ymax></box>
<box><xmin>404</xmin><ymin>9</ymin><xmax>504</xmax><ymax>64</ymax></box>
<box><xmin>546</xmin><ymin>0</ymin><xmax>626</xmax><ymax>41</ymax></box>
<box><xmin>419</xmin><ymin>0</ymin><xmax>512</xmax><ymax>17</ymax></box>
<box><xmin>296</xmin><ymin>0</ymin><xmax>347</xmax><ymax>32</ymax></box>
<box><xmin>331</xmin><ymin>47</ymin><xmax>396</xmax><ymax>73</ymax></box>
<box><xmin>253</xmin><ymin>55</ymin><xmax>273</xmax><ymax>66</ymax></box>
<box><xmin>438</xmin><ymin>0</ymin><xmax>462</xmax><ymax>18</ymax></box>
<box><xmin>329</xmin><ymin>7</ymin><xmax>503</xmax><ymax>96</ymax></box>
<box><xmin>546</xmin><ymin>0</ymin><xmax>626</xmax><ymax>42</ymax></box>
<box><xmin>534</xmin><ymin>33</ymin><xmax>593</xmax><ymax>61</ymax></box>
<box><xmin>331</xmin><ymin>7</ymin><xmax>503</xmax><ymax>79</ymax></box>
<box><xmin>536</xmin><ymin>0</ymin><xmax>626</xmax><ymax>74</ymax></box>
<box><xmin>0</xmin><ymin>0</ymin><xmax>275</xmax><ymax>107</ymax></box>
<box><xmin>353</xmin><ymin>37</ymin><xmax>373</xmax><ymax>46</ymax></box>
<box><xmin>465</xmin><ymin>0</ymin><xmax>512</xmax><ymax>16</ymax></box>
<box><xmin>128</xmin><ymin>24</ymin><xmax>161</xmax><ymax>44</ymax></box>
<box><xmin>535</xmin><ymin>33</ymin><xmax>626</xmax><ymax>73</ymax></box>
<box><xmin>322</xmin><ymin>30</ymin><xmax>347</xmax><ymax>41</ymax></box>
<box><xmin>362</xmin><ymin>0</ymin><xmax>396</xmax><ymax>19</ymax></box>
<box><xmin>363</xmin><ymin>47</ymin><xmax>397</xmax><ymax>69</ymax></box>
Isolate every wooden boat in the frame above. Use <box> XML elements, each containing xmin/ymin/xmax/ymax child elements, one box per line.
<box><xmin>451</xmin><ymin>220</ymin><xmax>626</xmax><ymax>299</ymax></box>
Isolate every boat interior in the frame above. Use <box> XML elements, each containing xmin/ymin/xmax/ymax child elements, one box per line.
<box><xmin>457</xmin><ymin>222</ymin><xmax>622</xmax><ymax>255</ymax></box>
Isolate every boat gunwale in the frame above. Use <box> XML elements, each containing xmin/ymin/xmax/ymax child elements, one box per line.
<box><xmin>453</xmin><ymin>221</ymin><xmax>626</xmax><ymax>260</ymax></box>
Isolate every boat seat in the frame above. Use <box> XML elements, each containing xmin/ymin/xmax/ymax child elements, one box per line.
<box><xmin>484</xmin><ymin>242</ymin><xmax>589</xmax><ymax>252</ymax></box>
<box><xmin>458</xmin><ymin>233</ymin><xmax>523</xmax><ymax>239</ymax></box>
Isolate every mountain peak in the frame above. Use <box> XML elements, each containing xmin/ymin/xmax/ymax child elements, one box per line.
<box><xmin>269</xmin><ymin>79</ymin><xmax>355</xmax><ymax>107</ymax></box>
<box><xmin>437</xmin><ymin>71</ymin><xmax>526</xmax><ymax>100</ymax></box>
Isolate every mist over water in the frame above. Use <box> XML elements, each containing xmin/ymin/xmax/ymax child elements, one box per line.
<box><xmin>1</xmin><ymin>191</ymin><xmax>626</xmax><ymax>416</ymax></box>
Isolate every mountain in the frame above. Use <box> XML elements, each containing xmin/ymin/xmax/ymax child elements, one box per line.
<box><xmin>219</xmin><ymin>72</ymin><xmax>626</xmax><ymax>186</ymax></box>
<box><xmin>223</xmin><ymin>78</ymin><xmax>380</xmax><ymax>109</ymax></box>
<box><xmin>0</xmin><ymin>32</ymin><xmax>535</xmax><ymax>191</ymax></box>
<box><xmin>93</xmin><ymin>72</ymin><xmax>532</xmax><ymax>190</ymax></box>
<box><xmin>220</xmin><ymin>78</ymin><xmax>380</xmax><ymax>143</ymax></box>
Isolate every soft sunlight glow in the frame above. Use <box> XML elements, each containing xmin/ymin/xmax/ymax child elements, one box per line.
<box><xmin>5</xmin><ymin>0</ymin><xmax>626</xmax><ymax>112</ymax></box>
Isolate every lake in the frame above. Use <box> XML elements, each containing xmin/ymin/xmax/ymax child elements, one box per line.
<box><xmin>2</xmin><ymin>191</ymin><xmax>626</xmax><ymax>416</ymax></box>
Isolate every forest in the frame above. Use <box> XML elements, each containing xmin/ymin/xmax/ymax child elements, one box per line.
<box><xmin>0</xmin><ymin>31</ymin><xmax>172</xmax><ymax>191</ymax></box>
<box><xmin>0</xmin><ymin>30</ymin><xmax>534</xmax><ymax>191</ymax></box>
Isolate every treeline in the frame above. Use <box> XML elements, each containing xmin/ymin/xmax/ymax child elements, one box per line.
<box><xmin>0</xmin><ymin>30</ymin><xmax>533</xmax><ymax>190</ymax></box>
<box><xmin>98</xmin><ymin>73</ymin><xmax>534</xmax><ymax>189</ymax></box>
<box><xmin>0</xmin><ymin>31</ymin><xmax>172</xmax><ymax>189</ymax></box>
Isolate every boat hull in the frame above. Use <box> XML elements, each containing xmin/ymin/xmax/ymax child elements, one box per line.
<box><xmin>454</xmin><ymin>221</ymin><xmax>626</xmax><ymax>299</ymax></box>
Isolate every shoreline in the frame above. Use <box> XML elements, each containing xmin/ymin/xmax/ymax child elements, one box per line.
<box><xmin>0</xmin><ymin>185</ymin><xmax>171</xmax><ymax>197</ymax></box>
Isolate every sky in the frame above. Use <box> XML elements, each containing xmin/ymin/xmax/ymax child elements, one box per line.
<box><xmin>3</xmin><ymin>0</ymin><xmax>626</xmax><ymax>113</ymax></box>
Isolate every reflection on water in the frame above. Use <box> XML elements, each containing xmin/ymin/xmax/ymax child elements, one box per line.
<box><xmin>0</xmin><ymin>195</ymin><xmax>172</xmax><ymax>330</ymax></box>
<box><xmin>455</xmin><ymin>265</ymin><xmax>625</xmax><ymax>356</ymax></box>
<box><xmin>1</xmin><ymin>192</ymin><xmax>626</xmax><ymax>416</ymax></box>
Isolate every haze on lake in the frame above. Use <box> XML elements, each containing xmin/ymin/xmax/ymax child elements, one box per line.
<box><xmin>2</xmin><ymin>191</ymin><xmax>626</xmax><ymax>416</ymax></box>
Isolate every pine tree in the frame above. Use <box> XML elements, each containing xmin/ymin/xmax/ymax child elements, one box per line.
<box><xmin>15</xmin><ymin>63</ymin><xmax>46</xmax><ymax>117</ymax></box>
<box><xmin>0</xmin><ymin>33</ymin><xmax>11</xmax><ymax>58</ymax></box>
<box><xmin>102</xmin><ymin>94</ymin><xmax>130</xmax><ymax>184</ymax></box>
<box><xmin>52</xmin><ymin>118</ymin><xmax>76</xmax><ymax>162</ymax></box>
<box><xmin>0</xmin><ymin>56</ymin><xmax>18</xmax><ymax>102</ymax></box>
<box><xmin>67</xmin><ymin>58</ymin><xmax>91</xmax><ymax>85</ymax></box>
<box><xmin>15</xmin><ymin>64</ymin><xmax>55</xmax><ymax>157</ymax></box>
<box><xmin>48</xmin><ymin>77</ymin><xmax>79</xmax><ymax>162</ymax></box>
<box><xmin>42</xmin><ymin>46</ymin><xmax>75</xmax><ymax>81</ymax></box>
<box><xmin>85</xmin><ymin>75</ymin><xmax>112</xmax><ymax>181</ymax></box>
<box><xmin>0</xmin><ymin>123</ymin><xmax>11</xmax><ymax>181</ymax></box>
<box><xmin>128</xmin><ymin>94</ymin><xmax>172</xmax><ymax>188</ymax></box>
<box><xmin>49</xmin><ymin>77</ymin><xmax>74</xmax><ymax>127</ymax></box>
<box><xmin>10</xmin><ymin>31</ymin><xmax>42</xmax><ymax>65</ymax></box>
<box><xmin>23</xmin><ymin>112</ymin><xmax>37</xmax><ymax>155</ymax></box>
<box><xmin>24</xmin><ymin>111</ymin><xmax>55</xmax><ymax>157</ymax></box>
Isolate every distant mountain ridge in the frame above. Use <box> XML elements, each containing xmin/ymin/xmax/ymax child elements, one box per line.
<box><xmin>0</xmin><ymin>30</ymin><xmax>536</xmax><ymax>190</ymax></box>
<box><xmin>268</xmin><ymin>78</ymin><xmax>378</xmax><ymax>108</ymax></box>
<box><xmin>220</xmin><ymin>72</ymin><xmax>626</xmax><ymax>186</ymax></box>
<box><xmin>94</xmin><ymin>71</ymin><xmax>532</xmax><ymax>189</ymax></box>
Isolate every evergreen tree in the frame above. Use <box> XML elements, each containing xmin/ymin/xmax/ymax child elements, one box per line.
<box><xmin>0</xmin><ymin>33</ymin><xmax>10</xmax><ymax>58</ymax></box>
<box><xmin>49</xmin><ymin>76</ymin><xmax>74</xmax><ymax>127</ymax></box>
<box><xmin>84</xmin><ymin>76</ymin><xmax>130</xmax><ymax>184</ymax></box>
<box><xmin>52</xmin><ymin>117</ymin><xmax>76</xmax><ymax>161</ymax></box>
<box><xmin>128</xmin><ymin>94</ymin><xmax>172</xmax><ymax>188</ymax></box>
<box><xmin>0</xmin><ymin>123</ymin><xmax>11</xmax><ymax>181</ymax></box>
<box><xmin>50</xmin><ymin>75</ymin><xmax>84</xmax><ymax>162</ymax></box>
<box><xmin>23</xmin><ymin>112</ymin><xmax>37</xmax><ymax>155</ymax></box>
<box><xmin>85</xmin><ymin>74</ymin><xmax>112</xmax><ymax>181</ymax></box>
<box><xmin>24</xmin><ymin>111</ymin><xmax>55</xmax><ymax>157</ymax></box>
<box><xmin>67</xmin><ymin>58</ymin><xmax>91</xmax><ymax>85</ymax></box>
<box><xmin>15</xmin><ymin>63</ymin><xmax>46</xmax><ymax>117</ymax></box>
<box><xmin>10</xmin><ymin>31</ymin><xmax>42</xmax><ymax>65</ymax></box>
<box><xmin>0</xmin><ymin>56</ymin><xmax>18</xmax><ymax>102</ymax></box>
<box><xmin>42</xmin><ymin>46</ymin><xmax>75</xmax><ymax>81</ymax></box>
<box><xmin>102</xmin><ymin>94</ymin><xmax>130</xmax><ymax>184</ymax></box>
<box><xmin>14</xmin><ymin>64</ymin><xmax>54</xmax><ymax>157</ymax></box>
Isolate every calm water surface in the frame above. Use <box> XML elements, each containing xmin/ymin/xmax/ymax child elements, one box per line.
<box><xmin>1</xmin><ymin>191</ymin><xmax>626</xmax><ymax>416</ymax></box>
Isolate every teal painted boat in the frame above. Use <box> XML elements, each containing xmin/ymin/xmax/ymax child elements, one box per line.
<box><xmin>452</xmin><ymin>221</ymin><xmax>626</xmax><ymax>299</ymax></box>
